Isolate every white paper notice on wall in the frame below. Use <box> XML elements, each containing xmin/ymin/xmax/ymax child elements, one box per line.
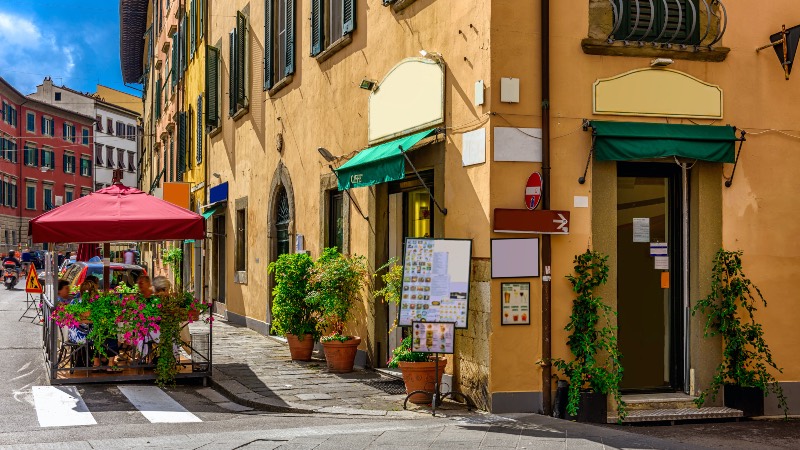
<box><xmin>574</xmin><ymin>196</ymin><xmax>589</xmax><ymax>208</ymax></box>
<box><xmin>654</xmin><ymin>256</ymin><xmax>669</xmax><ymax>270</ymax></box>
<box><xmin>650</xmin><ymin>242</ymin><xmax>668</xmax><ymax>256</ymax></box>
<box><xmin>462</xmin><ymin>128</ymin><xmax>486</xmax><ymax>166</ymax></box>
<box><xmin>633</xmin><ymin>218</ymin><xmax>650</xmax><ymax>243</ymax></box>
<box><xmin>494</xmin><ymin>127</ymin><xmax>542</xmax><ymax>162</ymax></box>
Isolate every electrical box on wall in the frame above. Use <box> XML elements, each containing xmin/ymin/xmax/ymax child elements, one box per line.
<box><xmin>500</xmin><ymin>77</ymin><xmax>520</xmax><ymax>103</ymax></box>
<box><xmin>474</xmin><ymin>80</ymin><xmax>485</xmax><ymax>106</ymax></box>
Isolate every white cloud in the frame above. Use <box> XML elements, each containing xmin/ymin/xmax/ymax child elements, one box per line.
<box><xmin>0</xmin><ymin>11</ymin><xmax>80</xmax><ymax>93</ymax></box>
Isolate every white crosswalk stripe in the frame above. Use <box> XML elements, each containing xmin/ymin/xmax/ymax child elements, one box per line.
<box><xmin>32</xmin><ymin>386</ymin><xmax>97</xmax><ymax>428</ymax></box>
<box><xmin>117</xmin><ymin>385</ymin><xmax>202</xmax><ymax>423</ymax></box>
<box><xmin>31</xmin><ymin>385</ymin><xmax>204</xmax><ymax>427</ymax></box>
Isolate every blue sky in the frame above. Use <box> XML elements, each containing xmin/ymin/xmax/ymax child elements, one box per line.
<box><xmin>0</xmin><ymin>0</ymin><xmax>141</xmax><ymax>97</ymax></box>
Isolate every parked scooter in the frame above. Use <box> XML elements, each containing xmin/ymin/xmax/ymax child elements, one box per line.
<box><xmin>3</xmin><ymin>262</ymin><xmax>19</xmax><ymax>290</ymax></box>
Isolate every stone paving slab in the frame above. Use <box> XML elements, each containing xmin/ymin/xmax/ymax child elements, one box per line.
<box><xmin>211</xmin><ymin>319</ymin><xmax>449</xmax><ymax>416</ymax></box>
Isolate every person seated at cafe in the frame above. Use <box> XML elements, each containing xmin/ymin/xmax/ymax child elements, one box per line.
<box><xmin>57</xmin><ymin>279</ymin><xmax>72</xmax><ymax>303</ymax></box>
<box><xmin>78</xmin><ymin>278</ymin><xmax>98</xmax><ymax>301</ymax></box>
<box><xmin>152</xmin><ymin>276</ymin><xmax>172</xmax><ymax>295</ymax></box>
<box><xmin>137</xmin><ymin>275</ymin><xmax>153</xmax><ymax>298</ymax></box>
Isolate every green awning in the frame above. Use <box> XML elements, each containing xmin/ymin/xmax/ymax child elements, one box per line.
<box><xmin>202</xmin><ymin>203</ymin><xmax>223</xmax><ymax>219</ymax></box>
<box><xmin>335</xmin><ymin>129</ymin><xmax>437</xmax><ymax>190</ymax></box>
<box><xmin>592</xmin><ymin>121</ymin><xmax>738</xmax><ymax>163</ymax></box>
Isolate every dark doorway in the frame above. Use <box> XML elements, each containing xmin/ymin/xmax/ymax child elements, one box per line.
<box><xmin>617</xmin><ymin>162</ymin><xmax>684</xmax><ymax>391</ymax></box>
<box><xmin>213</xmin><ymin>214</ymin><xmax>227</xmax><ymax>309</ymax></box>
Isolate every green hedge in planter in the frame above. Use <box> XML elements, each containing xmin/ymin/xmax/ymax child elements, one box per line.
<box><xmin>269</xmin><ymin>252</ymin><xmax>320</xmax><ymax>340</ymax></box>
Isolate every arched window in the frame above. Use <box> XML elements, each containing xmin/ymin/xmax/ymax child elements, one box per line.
<box><xmin>275</xmin><ymin>187</ymin><xmax>290</xmax><ymax>257</ymax></box>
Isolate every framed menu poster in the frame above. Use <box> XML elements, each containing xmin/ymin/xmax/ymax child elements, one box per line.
<box><xmin>411</xmin><ymin>322</ymin><xmax>455</xmax><ymax>354</ymax></box>
<box><xmin>399</xmin><ymin>238</ymin><xmax>473</xmax><ymax>328</ymax></box>
<box><xmin>501</xmin><ymin>282</ymin><xmax>530</xmax><ymax>325</ymax></box>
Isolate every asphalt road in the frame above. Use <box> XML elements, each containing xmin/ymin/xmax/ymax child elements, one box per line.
<box><xmin>0</xmin><ymin>286</ymin><xmax>715</xmax><ymax>450</ymax></box>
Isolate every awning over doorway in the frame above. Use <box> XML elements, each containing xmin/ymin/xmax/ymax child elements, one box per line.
<box><xmin>335</xmin><ymin>128</ymin><xmax>437</xmax><ymax>190</ymax></box>
<box><xmin>201</xmin><ymin>203</ymin><xmax>223</xmax><ymax>220</ymax></box>
<box><xmin>591</xmin><ymin>121</ymin><xmax>738</xmax><ymax>163</ymax></box>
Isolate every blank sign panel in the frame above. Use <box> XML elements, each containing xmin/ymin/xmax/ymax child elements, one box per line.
<box><xmin>491</xmin><ymin>238</ymin><xmax>540</xmax><ymax>278</ymax></box>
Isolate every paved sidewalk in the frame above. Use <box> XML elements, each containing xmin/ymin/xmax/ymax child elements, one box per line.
<box><xmin>210</xmin><ymin>319</ymin><xmax>441</xmax><ymax>417</ymax></box>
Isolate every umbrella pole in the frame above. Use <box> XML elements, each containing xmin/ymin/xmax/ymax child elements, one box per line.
<box><xmin>103</xmin><ymin>243</ymin><xmax>111</xmax><ymax>292</ymax></box>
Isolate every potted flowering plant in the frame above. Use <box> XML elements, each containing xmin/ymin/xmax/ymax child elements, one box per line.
<box><xmin>375</xmin><ymin>259</ymin><xmax>446</xmax><ymax>403</ymax></box>
<box><xmin>269</xmin><ymin>252</ymin><xmax>319</xmax><ymax>361</ymax></box>
<box><xmin>309</xmin><ymin>248</ymin><xmax>369</xmax><ymax>373</ymax></box>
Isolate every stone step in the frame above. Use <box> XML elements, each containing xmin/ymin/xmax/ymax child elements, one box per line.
<box><xmin>609</xmin><ymin>406</ymin><xmax>743</xmax><ymax>424</ymax></box>
<box><xmin>623</xmin><ymin>393</ymin><xmax>699</xmax><ymax>411</ymax></box>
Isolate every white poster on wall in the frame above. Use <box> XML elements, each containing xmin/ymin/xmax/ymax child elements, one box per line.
<box><xmin>491</xmin><ymin>238</ymin><xmax>540</xmax><ymax>278</ymax></box>
<box><xmin>493</xmin><ymin>127</ymin><xmax>543</xmax><ymax>162</ymax></box>
<box><xmin>462</xmin><ymin>128</ymin><xmax>486</xmax><ymax>166</ymax></box>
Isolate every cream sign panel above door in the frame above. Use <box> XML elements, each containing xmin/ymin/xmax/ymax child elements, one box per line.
<box><xmin>594</xmin><ymin>68</ymin><xmax>723</xmax><ymax>119</ymax></box>
<box><xmin>369</xmin><ymin>58</ymin><xmax>445</xmax><ymax>144</ymax></box>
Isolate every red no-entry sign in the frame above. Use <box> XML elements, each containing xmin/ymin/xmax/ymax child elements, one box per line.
<box><xmin>525</xmin><ymin>172</ymin><xmax>543</xmax><ymax>210</ymax></box>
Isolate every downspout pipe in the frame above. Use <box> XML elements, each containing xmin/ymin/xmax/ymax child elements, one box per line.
<box><xmin>540</xmin><ymin>0</ymin><xmax>553</xmax><ymax>416</ymax></box>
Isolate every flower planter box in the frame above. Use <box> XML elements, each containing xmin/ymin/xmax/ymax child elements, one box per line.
<box><xmin>321</xmin><ymin>336</ymin><xmax>361</xmax><ymax>373</ymax></box>
<box><xmin>565</xmin><ymin>391</ymin><xmax>607</xmax><ymax>424</ymax></box>
<box><xmin>724</xmin><ymin>384</ymin><xmax>764</xmax><ymax>417</ymax></box>
<box><xmin>286</xmin><ymin>333</ymin><xmax>315</xmax><ymax>361</ymax></box>
<box><xmin>398</xmin><ymin>357</ymin><xmax>447</xmax><ymax>404</ymax></box>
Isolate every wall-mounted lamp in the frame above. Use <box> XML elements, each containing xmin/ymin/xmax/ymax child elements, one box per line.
<box><xmin>212</xmin><ymin>173</ymin><xmax>221</xmax><ymax>179</ymax></box>
<box><xmin>650</xmin><ymin>58</ymin><xmax>674</xmax><ymax>67</ymax></box>
<box><xmin>419</xmin><ymin>50</ymin><xmax>444</xmax><ymax>63</ymax></box>
<box><xmin>317</xmin><ymin>147</ymin><xmax>336</xmax><ymax>163</ymax></box>
<box><xmin>359</xmin><ymin>79</ymin><xmax>377</xmax><ymax>91</ymax></box>
<box><xmin>317</xmin><ymin>147</ymin><xmax>368</xmax><ymax>221</ymax></box>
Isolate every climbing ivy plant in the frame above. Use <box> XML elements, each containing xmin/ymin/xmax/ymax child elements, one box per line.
<box><xmin>692</xmin><ymin>249</ymin><xmax>788</xmax><ymax>417</ymax></box>
<box><xmin>552</xmin><ymin>250</ymin><xmax>625</xmax><ymax>419</ymax></box>
<box><xmin>162</xmin><ymin>247</ymin><xmax>183</xmax><ymax>288</ymax></box>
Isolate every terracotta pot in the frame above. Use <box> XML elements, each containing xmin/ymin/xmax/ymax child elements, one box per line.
<box><xmin>321</xmin><ymin>336</ymin><xmax>361</xmax><ymax>373</ymax></box>
<box><xmin>399</xmin><ymin>357</ymin><xmax>447</xmax><ymax>404</ymax></box>
<box><xmin>725</xmin><ymin>384</ymin><xmax>765</xmax><ymax>417</ymax></box>
<box><xmin>79</xmin><ymin>311</ymin><xmax>91</xmax><ymax>320</ymax></box>
<box><xmin>286</xmin><ymin>333</ymin><xmax>315</xmax><ymax>361</ymax></box>
<box><xmin>187</xmin><ymin>309</ymin><xmax>200</xmax><ymax>321</ymax></box>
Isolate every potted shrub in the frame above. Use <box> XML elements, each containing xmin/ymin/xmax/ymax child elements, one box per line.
<box><xmin>376</xmin><ymin>259</ymin><xmax>446</xmax><ymax>404</ymax></box>
<box><xmin>268</xmin><ymin>252</ymin><xmax>319</xmax><ymax>361</ymax></box>
<box><xmin>310</xmin><ymin>248</ymin><xmax>369</xmax><ymax>373</ymax></box>
<box><xmin>693</xmin><ymin>249</ymin><xmax>788</xmax><ymax>418</ymax></box>
<box><xmin>551</xmin><ymin>250</ymin><xmax>625</xmax><ymax>423</ymax></box>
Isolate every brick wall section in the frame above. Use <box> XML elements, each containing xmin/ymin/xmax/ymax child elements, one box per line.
<box><xmin>453</xmin><ymin>258</ymin><xmax>492</xmax><ymax>410</ymax></box>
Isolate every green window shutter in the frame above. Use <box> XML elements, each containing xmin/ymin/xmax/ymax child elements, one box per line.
<box><xmin>178</xmin><ymin>112</ymin><xmax>187</xmax><ymax>181</ymax></box>
<box><xmin>50</xmin><ymin>151</ymin><xmax>55</xmax><ymax>169</ymax></box>
<box><xmin>264</xmin><ymin>0</ymin><xmax>274</xmax><ymax>89</ymax></box>
<box><xmin>172</xmin><ymin>33</ymin><xmax>178</xmax><ymax>87</ymax></box>
<box><xmin>169</xmin><ymin>139</ymin><xmax>174</xmax><ymax>181</ymax></box>
<box><xmin>343</xmin><ymin>0</ymin><xmax>355</xmax><ymax>34</ymax></box>
<box><xmin>23</xmin><ymin>147</ymin><xmax>28</xmax><ymax>166</ymax></box>
<box><xmin>196</xmin><ymin>95</ymin><xmax>203</xmax><ymax>164</ymax></box>
<box><xmin>199</xmin><ymin>0</ymin><xmax>204</xmax><ymax>38</ymax></box>
<box><xmin>310</xmin><ymin>0</ymin><xmax>323</xmax><ymax>56</ymax></box>
<box><xmin>62</xmin><ymin>123</ymin><xmax>67</xmax><ymax>141</ymax></box>
<box><xmin>205</xmin><ymin>46</ymin><xmax>219</xmax><ymax>126</ymax></box>
<box><xmin>156</xmin><ymin>77</ymin><xmax>162</xmax><ymax>120</ymax></box>
<box><xmin>236</xmin><ymin>11</ymin><xmax>247</xmax><ymax>107</ymax></box>
<box><xmin>41</xmin><ymin>117</ymin><xmax>45</xmax><ymax>135</ymax></box>
<box><xmin>229</xmin><ymin>30</ymin><xmax>236</xmax><ymax>116</ymax></box>
<box><xmin>190</xmin><ymin>0</ymin><xmax>196</xmax><ymax>59</ymax></box>
<box><xmin>181</xmin><ymin>15</ymin><xmax>188</xmax><ymax>74</ymax></box>
<box><xmin>285</xmin><ymin>0</ymin><xmax>295</xmax><ymax>76</ymax></box>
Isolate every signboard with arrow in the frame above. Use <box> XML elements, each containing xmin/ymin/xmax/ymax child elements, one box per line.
<box><xmin>493</xmin><ymin>209</ymin><xmax>570</xmax><ymax>235</ymax></box>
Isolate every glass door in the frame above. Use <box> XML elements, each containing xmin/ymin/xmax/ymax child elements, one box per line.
<box><xmin>617</xmin><ymin>162</ymin><xmax>683</xmax><ymax>391</ymax></box>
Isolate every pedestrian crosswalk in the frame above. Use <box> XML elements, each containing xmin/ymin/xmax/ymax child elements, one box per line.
<box><xmin>30</xmin><ymin>385</ymin><xmax>211</xmax><ymax>428</ymax></box>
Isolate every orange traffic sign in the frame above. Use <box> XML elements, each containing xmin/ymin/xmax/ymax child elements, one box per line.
<box><xmin>25</xmin><ymin>265</ymin><xmax>43</xmax><ymax>293</ymax></box>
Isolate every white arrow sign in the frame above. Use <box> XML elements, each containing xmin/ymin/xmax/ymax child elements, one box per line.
<box><xmin>553</xmin><ymin>213</ymin><xmax>568</xmax><ymax>232</ymax></box>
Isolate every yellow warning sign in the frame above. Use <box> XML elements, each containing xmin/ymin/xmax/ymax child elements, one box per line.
<box><xmin>26</xmin><ymin>265</ymin><xmax>43</xmax><ymax>293</ymax></box>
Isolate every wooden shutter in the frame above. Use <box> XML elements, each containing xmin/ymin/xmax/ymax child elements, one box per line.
<box><xmin>265</xmin><ymin>0</ymin><xmax>274</xmax><ymax>89</ymax></box>
<box><xmin>172</xmin><ymin>33</ymin><xmax>178</xmax><ymax>87</ymax></box>
<box><xmin>181</xmin><ymin>15</ymin><xmax>188</xmax><ymax>74</ymax></box>
<box><xmin>196</xmin><ymin>95</ymin><xmax>203</xmax><ymax>164</ymax></box>
<box><xmin>310</xmin><ymin>0</ymin><xmax>323</xmax><ymax>56</ymax></box>
<box><xmin>155</xmin><ymin>77</ymin><xmax>162</xmax><ymax>120</ymax></box>
<box><xmin>343</xmin><ymin>0</ymin><xmax>355</xmax><ymax>34</ymax></box>
<box><xmin>236</xmin><ymin>11</ymin><xmax>247</xmax><ymax>108</ymax></box>
<box><xmin>63</xmin><ymin>154</ymin><xmax>67</xmax><ymax>173</ymax></box>
<box><xmin>229</xmin><ymin>29</ymin><xmax>236</xmax><ymax>116</ymax></box>
<box><xmin>190</xmin><ymin>0</ymin><xmax>196</xmax><ymax>58</ymax></box>
<box><xmin>178</xmin><ymin>112</ymin><xmax>186</xmax><ymax>181</ymax></box>
<box><xmin>206</xmin><ymin>46</ymin><xmax>219</xmax><ymax>126</ymax></box>
<box><xmin>285</xmin><ymin>0</ymin><xmax>295</xmax><ymax>76</ymax></box>
<box><xmin>199</xmin><ymin>0</ymin><xmax>204</xmax><ymax>38</ymax></box>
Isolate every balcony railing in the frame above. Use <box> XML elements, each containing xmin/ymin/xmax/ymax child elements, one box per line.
<box><xmin>607</xmin><ymin>0</ymin><xmax>727</xmax><ymax>50</ymax></box>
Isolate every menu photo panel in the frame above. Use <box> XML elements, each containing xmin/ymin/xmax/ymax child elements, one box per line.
<box><xmin>399</xmin><ymin>238</ymin><xmax>473</xmax><ymax>328</ymax></box>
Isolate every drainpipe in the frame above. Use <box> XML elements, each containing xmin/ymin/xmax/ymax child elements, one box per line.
<box><xmin>540</xmin><ymin>0</ymin><xmax>552</xmax><ymax>416</ymax></box>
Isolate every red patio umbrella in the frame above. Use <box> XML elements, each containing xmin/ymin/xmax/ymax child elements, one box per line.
<box><xmin>29</xmin><ymin>184</ymin><xmax>205</xmax><ymax>244</ymax></box>
<box><xmin>75</xmin><ymin>243</ymin><xmax>102</xmax><ymax>261</ymax></box>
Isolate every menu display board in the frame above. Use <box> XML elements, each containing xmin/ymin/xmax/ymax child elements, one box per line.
<box><xmin>501</xmin><ymin>282</ymin><xmax>530</xmax><ymax>325</ymax></box>
<box><xmin>399</xmin><ymin>238</ymin><xmax>472</xmax><ymax>328</ymax></box>
<box><xmin>411</xmin><ymin>322</ymin><xmax>455</xmax><ymax>354</ymax></box>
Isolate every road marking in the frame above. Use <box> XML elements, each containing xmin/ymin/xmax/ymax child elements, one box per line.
<box><xmin>32</xmin><ymin>386</ymin><xmax>97</xmax><ymax>427</ymax></box>
<box><xmin>118</xmin><ymin>385</ymin><xmax>202</xmax><ymax>423</ymax></box>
